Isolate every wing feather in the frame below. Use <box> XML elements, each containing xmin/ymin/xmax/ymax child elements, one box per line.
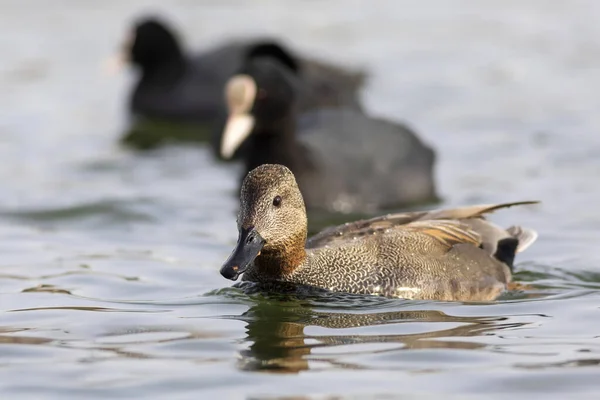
<box><xmin>306</xmin><ymin>201</ymin><xmax>539</xmax><ymax>249</ymax></box>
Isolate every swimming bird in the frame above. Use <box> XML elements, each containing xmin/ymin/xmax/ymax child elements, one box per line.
<box><xmin>220</xmin><ymin>164</ymin><xmax>539</xmax><ymax>302</ymax></box>
<box><xmin>110</xmin><ymin>16</ymin><xmax>366</xmax><ymax>150</ymax></box>
<box><xmin>220</xmin><ymin>58</ymin><xmax>437</xmax><ymax>213</ymax></box>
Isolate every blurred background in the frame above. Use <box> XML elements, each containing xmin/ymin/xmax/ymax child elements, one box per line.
<box><xmin>2</xmin><ymin>1</ymin><xmax>600</xmax><ymax>398</ymax></box>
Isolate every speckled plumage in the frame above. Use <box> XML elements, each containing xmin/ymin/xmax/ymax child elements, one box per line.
<box><xmin>226</xmin><ymin>164</ymin><xmax>539</xmax><ymax>302</ymax></box>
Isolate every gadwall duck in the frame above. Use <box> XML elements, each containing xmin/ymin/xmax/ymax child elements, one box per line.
<box><xmin>220</xmin><ymin>164</ymin><xmax>539</xmax><ymax>301</ymax></box>
<box><xmin>220</xmin><ymin>58</ymin><xmax>437</xmax><ymax>213</ymax></box>
<box><xmin>111</xmin><ymin>16</ymin><xmax>365</xmax><ymax>150</ymax></box>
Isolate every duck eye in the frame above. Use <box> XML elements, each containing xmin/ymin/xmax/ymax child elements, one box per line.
<box><xmin>272</xmin><ymin>195</ymin><xmax>282</xmax><ymax>207</ymax></box>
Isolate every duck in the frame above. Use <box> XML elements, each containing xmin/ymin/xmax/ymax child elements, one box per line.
<box><xmin>220</xmin><ymin>164</ymin><xmax>539</xmax><ymax>302</ymax></box>
<box><xmin>110</xmin><ymin>16</ymin><xmax>366</xmax><ymax>150</ymax></box>
<box><xmin>220</xmin><ymin>57</ymin><xmax>438</xmax><ymax>213</ymax></box>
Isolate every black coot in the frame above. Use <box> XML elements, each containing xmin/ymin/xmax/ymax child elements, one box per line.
<box><xmin>220</xmin><ymin>58</ymin><xmax>438</xmax><ymax>214</ymax></box>
<box><xmin>116</xmin><ymin>16</ymin><xmax>366</xmax><ymax>151</ymax></box>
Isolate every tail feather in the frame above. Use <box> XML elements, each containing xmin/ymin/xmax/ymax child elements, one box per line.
<box><xmin>507</xmin><ymin>225</ymin><xmax>538</xmax><ymax>253</ymax></box>
<box><xmin>494</xmin><ymin>237</ymin><xmax>520</xmax><ymax>270</ymax></box>
<box><xmin>423</xmin><ymin>200</ymin><xmax>540</xmax><ymax>221</ymax></box>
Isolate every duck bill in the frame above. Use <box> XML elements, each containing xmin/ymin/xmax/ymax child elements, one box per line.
<box><xmin>220</xmin><ymin>227</ymin><xmax>265</xmax><ymax>281</ymax></box>
<box><xmin>103</xmin><ymin>31</ymin><xmax>134</xmax><ymax>76</ymax></box>
<box><xmin>220</xmin><ymin>113</ymin><xmax>255</xmax><ymax>160</ymax></box>
<box><xmin>103</xmin><ymin>52</ymin><xmax>128</xmax><ymax>76</ymax></box>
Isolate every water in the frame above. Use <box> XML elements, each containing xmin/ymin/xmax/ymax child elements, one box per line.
<box><xmin>2</xmin><ymin>0</ymin><xmax>600</xmax><ymax>398</ymax></box>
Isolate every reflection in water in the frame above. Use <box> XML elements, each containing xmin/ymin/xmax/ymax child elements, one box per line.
<box><xmin>0</xmin><ymin>324</ymin><xmax>222</xmax><ymax>362</ymax></box>
<box><xmin>21</xmin><ymin>284</ymin><xmax>72</xmax><ymax>295</ymax></box>
<box><xmin>236</xmin><ymin>297</ymin><xmax>527</xmax><ymax>374</ymax></box>
<box><xmin>0</xmin><ymin>328</ymin><xmax>53</xmax><ymax>345</ymax></box>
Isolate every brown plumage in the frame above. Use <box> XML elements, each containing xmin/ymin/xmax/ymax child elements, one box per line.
<box><xmin>220</xmin><ymin>164</ymin><xmax>539</xmax><ymax>301</ymax></box>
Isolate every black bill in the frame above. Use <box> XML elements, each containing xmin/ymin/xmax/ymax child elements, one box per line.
<box><xmin>220</xmin><ymin>227</ymin><xmax>265</xmax><ymax>281</ymax></box>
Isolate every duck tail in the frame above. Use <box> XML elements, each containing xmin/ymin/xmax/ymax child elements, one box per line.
<box><xmin>507</xmin><ymin>225</ymin><xmax>538</xmax><ymax>253</ymax></box>
<box><xmin>494</xmin><ymin>237</ymin><xmax>520</xmax><ymax>270</ymax></box>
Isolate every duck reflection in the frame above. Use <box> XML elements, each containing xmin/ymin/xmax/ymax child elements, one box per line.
<box><xmin>236</xmin><ymin>296</ymin><xmax>526</xmax><ymax>374</ymax></box>
<box><xmin>0</xmin><ymin>328</ymin><xmax>53</xmax><ymax>345</ymax></box>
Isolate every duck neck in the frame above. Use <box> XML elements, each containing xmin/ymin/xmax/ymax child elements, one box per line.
<box><xmin>254</xmin><ymin>231</ymin><xmax>307</xmax><ymax>278</ymax></box>
<box><xmin>244</xmin><ymin>113</ymin><xmax>298</xmax><ymax>173</ymax></box>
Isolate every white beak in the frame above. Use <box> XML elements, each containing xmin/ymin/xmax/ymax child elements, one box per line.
<box><xmin>103</xmin><ymin>52</ymin><xmax>127</xmax><ymax>76</ymax></box>
<box><xmin>220</xmin><ymin>113</ymin><xmax>255</xmax><ymax>159</ymax></box>
<box><xmin>102</xmin><ymin>30</ymin><xmax>134</xmax><ymax>76</ymax></box>
<box><xmin>221</xmin><ymin>74</ymin><xmax>258</xmax><ymax>159</ymax></box>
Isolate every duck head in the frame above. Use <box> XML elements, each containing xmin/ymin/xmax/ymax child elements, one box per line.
<box><xmin>221</xmin><ymin>164</ymin><xmax>308</xmax><ymax>280</ymax></box>
<box><xmin>220</xmin><ymin>60</ymin><xmax>297</xmax><ymax>159</ymax></box>
<box><xmin>107</xmin><ymin>16</ymin><xmax>183</xmax><ymax>74</ymax></box>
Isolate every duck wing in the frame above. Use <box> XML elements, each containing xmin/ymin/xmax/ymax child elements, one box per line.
<box><xmin>306</xmin><ymin>201</ymin><xmax>539</xmax><ymax>250</ymax></box>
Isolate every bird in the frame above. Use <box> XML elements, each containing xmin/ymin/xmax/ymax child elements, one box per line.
<box><xmin>220</xmin><ymin>57</ymin><xmax>438</xmax><ymax>213</ymax></box>
<box><xmin>109</xmin><ymin>16</ymin><xmax>366</xmax><ymax>150</ymax></box>
<box><xmin>220</xmin><ymin>164</ymin><xmax>539</xmax><ymax>302</ymax></box>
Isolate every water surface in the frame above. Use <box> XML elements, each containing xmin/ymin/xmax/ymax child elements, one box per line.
<box><xmin>1</xmin><ymin>1</ymin><xmax>600</xmax><ymax>398</ymax></box>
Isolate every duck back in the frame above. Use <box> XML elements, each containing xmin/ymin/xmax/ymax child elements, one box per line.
<box><xmin>293</xmin><ymin>109</ymin><xmax>437</xmax><ymax>213</ymax></box>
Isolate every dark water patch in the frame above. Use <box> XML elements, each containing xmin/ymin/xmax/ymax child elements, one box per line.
<box><xmin>120</xmin><ymin>117</ymin><xmax>215</xmax><ymax>151</ymax></box>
